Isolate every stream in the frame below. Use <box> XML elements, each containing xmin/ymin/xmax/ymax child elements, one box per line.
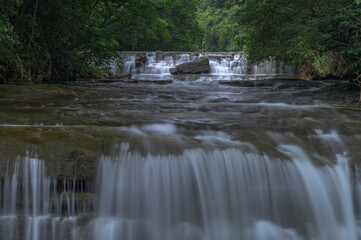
<box><xmin>0</xmin><ymin>52</ymin><xmax>361</xmax><ymax>240</ymax></box>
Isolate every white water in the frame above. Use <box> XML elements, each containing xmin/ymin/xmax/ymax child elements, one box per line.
<box><xmin>0</xmin><ymin>157</ymin><xmax>92</xmax><ymax>240</ymax></box>
<box><xmin>72</xmin><ymin>139</ymin><xmax>359</xmax><ymax>240</ymax></box>
<box><xmin>1</xmin><ymin>129</ymin><xmax>361</xmax><ymax>240</ymax></box>
<box><xmin>116</xmin><ymin>52</ymin><xmax>297</xmax><ymax>80</ymax></box>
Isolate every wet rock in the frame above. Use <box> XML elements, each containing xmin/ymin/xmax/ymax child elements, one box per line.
<box><xmin>119</xmin><ymin>72</ymin><xmax>132</xmax><ymax>79</ymax></box>
<box><xmin>101</xmin><ymin>72</ymin><xmax>132</xmax><ymax>82</ymax></box>
<box><xmin>310</xmin><ymin>74</ymin><xmax>341</xmax><ymax>81</ymax></box>
<box><xmin>102</xmin><ymin>68</ymin><xmax>114</xmax><ymax>78</ymax></box>
<box><xmin>124</xmin><ymin>79</ymin><xmax>173</xmax><ymax>85</ymax></box>
<box><xmin>170</xmin><ymin>58</ymin><xmax>210</xmax><ymax>75</ymax></box>
<box><xmin>57</xmin><ymin>148</ymin><xmax>97</xmax><ymax>180</ymax></box>
<box><xmin>108</xmin><ymin>72</ymin><xmax>131</xmax><ymax>79</ymax></box>
<box><xmin>170</xmin><ymin>68</ymin><xmax>178</xmax><ymax>75</ymax></box>
<box><xmin>219</xmin><ymin>80</ymin><xmax>273</xmax><ymax>87</ymax></box>
<box><xmin>0</xmin><ymin>140</ymin><xmax>99</xmax><ymax>181</ymax></box>
<box><xmin>114</xmin><ymin>72</ymin><xmax>132</xmax><ymax>80</ymax></box>
<box><xmin>135</xmin><ymin>54</ymin><xmax>148</xmax><ymax>67</ymax></box>
<box><xmin>219</xmin><ymin>79</ymin><xmax>322</xmax><ymax>89</ymax></box>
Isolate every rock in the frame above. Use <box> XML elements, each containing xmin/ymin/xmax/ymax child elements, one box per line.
<box><xmin>103</xmin><ymin>68</ymin><xmax>114</xmax><ymax>78</ymax></box>
<box><xmin>100</xmin><ymin>72</ymin><xmax>132</xmax><ymax>82</ymax></box>
<box><xmin>170</xmin><ymin>58</ymin><xmax>210</xmax><ymax>75</ymax></box>
<box><xmin>219</xmin><ymin>80</ymin><xmax>273</xmax><ymax>87</ymax></box>
<box><xmin>170</xmin><ymin>68</ymin><xmax>178</xmax><ymax>75</ymax></box>
<box><xmin>117</xmin><ymin>72</ymin><xmax>132</xmax><ymax>79</ymax></box>
<box><xmin>310</xmin><ymin>74</ymin><xmax>339</xmax><ymax>81</ymax></box>
<box><xmin>57</xmin><ymin>148</ymin><xmax>98</xmax><ymax>180</ymax></box>
<box><xmin>135</xmin><ymin>54</ymin><xmax>148</xmax><ymax>67</ymax></box>
<box><xmin>102</xmin><ymin>68</ymin><xmax>132</xmax><ymax>80</ymax></box>
<box><xmin>124</xmin><ymin>79</ymin><xmax>173</xmax><ymax>85</ymax></box>
<box><xmin>219</xmin><ymin>79</ymin><xmax>322</xmax><ymax>89</ymax></box>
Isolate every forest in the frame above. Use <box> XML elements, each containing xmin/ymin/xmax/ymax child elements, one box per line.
<box><xmin>0</xmin><ymin>0</ymin><xmax>360</xmax><ymax>83</ymax></box>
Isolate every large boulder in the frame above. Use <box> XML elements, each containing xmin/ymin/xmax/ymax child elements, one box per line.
<box><xmin>170</xmin><ymin>58</ymin><xmax>210</xmax><ymax>75</ymax></box>
<box><xmin>135</xmin><ymin>54</ymin><xmax>148</xmax><ymax>67</ymax></box>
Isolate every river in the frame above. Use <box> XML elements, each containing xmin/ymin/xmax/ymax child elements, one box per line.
<box><xmin>0</xmin><ymin>52</ymin><xmax>360</xmax><ymax>240</ymax></box>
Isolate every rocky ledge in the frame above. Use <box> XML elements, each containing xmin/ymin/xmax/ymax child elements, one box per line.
<box><xmin>170</xmin><ymin>58</ymin><xmax>210</xmax><ymax>75</ymax></box>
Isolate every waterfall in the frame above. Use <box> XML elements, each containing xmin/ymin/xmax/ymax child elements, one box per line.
<box><xmin>0</xmin><ymin>157</ymin><xmax>94</xmax><ymax>240</ymax></box>
<box><xmin>72</xmin><ymin>141</ymin><xmax>360</xmax><ymax>240</ymax></box>
<box><xmin>117</xmin><ymin>52</ymin><xmax>298</xmax><ymax>80</ymax></box>
<box><xmin>1</xmin><ymin>132</ymin><xmax>361</xmax><ymax>239</ymax></box>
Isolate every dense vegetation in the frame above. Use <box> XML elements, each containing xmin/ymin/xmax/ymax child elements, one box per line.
<box><xmin>119</xmin><ymin>0</ymin><xmax>203</xmax><ymax>51</ymax></box>
<box><xmin>0</xmin><ymin>0</ymin><xmax>360</xmax><ymax>82</ymax></box>
<box><xmin>237</xmin><ymin>0</ymin><xmax>361</xmax><ymax>79</ymax></box>
<box><xmin>0</xmin><ymin>0</ymin><xmax>202</xmax><ymax>83</ymax></box>
<box><xmin>1</xmin><ymin>0</ymin><xmax>125</xmax><ymax>83</ymax></box>
<box><xmin>197</xmin><ymin>1</ymin><xmax>242</xmax><ymax>52</ymax></box>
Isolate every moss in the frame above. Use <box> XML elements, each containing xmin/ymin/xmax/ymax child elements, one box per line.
<box><xmin>0</xmin><ymin>127</ymin><xmax>96</xmax><ymax>180</ymax></box>
<box><xmin>0</xmin><ymin>83</ymin><xmax>77</xmax><ymax>102</ymax></box>
<box><xmin>202</xmin><ymin>58</ymin><xmax>209</xmax><ymax>65</ymax></box>
<box><xmin>0</xmin><ymin>83</ymin><xmax>68</xmax><ymax>92</ymax></box>
<box><xmin>0</xmin><ymin>84</ymin><xmax>19</xmax><ymax>97</ymax></box>
<box><xmin>0</xmin><ymin>126</ymin><xmax>134</xmax><ymax>180</ymax></box>
<box><xmin>0</xmin><ymin>126</ymin><xmax>101</xmax><ymax>151</ymax></box>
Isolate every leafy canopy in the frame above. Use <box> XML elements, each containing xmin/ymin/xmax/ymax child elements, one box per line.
<box><xmin>0</xmin><ymin>0</ymin><xmax>203</xmax><ymax>83</ymax></box>
<box><xmin>237</xmin><ymin>0</ymin><xmax>361</xmax><ymax>78</ymax></box>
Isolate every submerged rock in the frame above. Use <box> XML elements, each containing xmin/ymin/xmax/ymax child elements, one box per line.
<box><xmin>170</xmin><ymin>58</ymin><xmax>210</xmax><ymax>75</ymax></box>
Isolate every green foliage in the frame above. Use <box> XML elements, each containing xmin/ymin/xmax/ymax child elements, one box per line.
<box><xmin>115</xmin><ymin>0</ymin><xmax>168</xmax><ymax>51</ymax></box>
<box><xmin>0</xmin><ymin>0</ymin><xmax>206</xmax><ymax>83</ymax></box>
<box><xmin>0</xmin><ymin>0</ymin><xmax>22</xmax><ymax>82</ymax></box>
<box><xmin>0</xmin><ymin>0</ymin><xmax>127</xmax><ymax>83</ymax></box>
<box><xmin>162</xmin><ymin>0</ymin><xmax>203</xmax><ymax>51</ymax></box>
<box><xmin>197</xmin><ymin>5</ymin><xmax>242</xmax><ymax>52</ymax></box>
<box><xmin>237</xmin><ymin>0</ymin><xmax>361</xmax><ymax>78</ymax></box>
<box><xmin>129</xmin><ymin>0</ymin><xmax>203</xmax><ymax>51</ymax></box>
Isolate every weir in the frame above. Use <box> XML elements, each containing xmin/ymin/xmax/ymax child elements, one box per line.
<box><xmin>0</xmin><ymin>52</ymin><xmax>360</xmax><ymax>240</ymax></box>
<box><xmin>117</xmin><ymin>52</ymin><xmax>298</xmax><ymax>80</ymax></box>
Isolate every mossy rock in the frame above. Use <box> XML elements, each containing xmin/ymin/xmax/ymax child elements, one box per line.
<box><xmin>0</xmin><ymin>126</ymin><xmax>130</xmax><ymax>180</ymax></box>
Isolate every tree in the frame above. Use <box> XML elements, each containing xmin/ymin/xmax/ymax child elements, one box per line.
<box><xmin>146</xmin><ymin>0</ymin><xmax>204</xmax><ymax>51</ymax></box>
<box><xmin>1</xmin><ymin>0</ymin><xmax>186</xmax><ymax>83</ymax></box>
<box><xmin>0</xmin><ymin>0</ymin><xmax>22</xmax><ymax>83</ymax></box>
<box><xmin>197</xmin><ymin>4</ymin><xmax>242</xmax><ymax>52</ymax></box>
<box><xmin>237</xmin><ymin>0</ymin><xmax>361</xmax><ymax>80</ymax></box>
<box><xmin>0</xmin><ymin>0</ymin><xmax>130</xmax><ymax>83</ymax></box>
<box><xmin>0</xmin><ymin>0</ymin><xmax>205</xmax><ymax>83</ymax></box>
<box><xmin>114</xmin><ymin>0</ymin><xmax>170</xmax><ymax>51</ymax></box>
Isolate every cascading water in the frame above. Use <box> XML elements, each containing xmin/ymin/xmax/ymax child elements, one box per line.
<box><xmin>0</xmin><ymin>157</ymin><xmax>94</xmax><ymax>240</ymax></box>
<box><xmin>117</xmin><ymin>52</ymin><xmax>297</xmax><ymax>80</ymax></box>
<box><xmin>1</xmin><ymin>51</ymin><xmax>361</xmax><ymax>240</ymax></box>
<box><xmin>2</xmin><ymin>129</ymin><xmax>361</xmax><ymax>240</ymax></box>
<box><xmin>71</xmin><ymin>131</ymin><xmax>359</xmax><ymax>240</ymax></box>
